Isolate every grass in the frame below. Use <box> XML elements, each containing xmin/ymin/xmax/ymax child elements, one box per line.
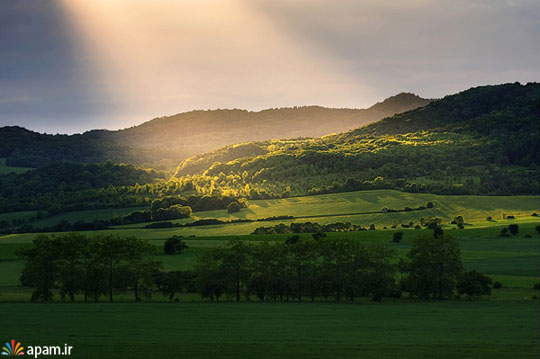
<box><xmin>1</xmin><ymin>219</ymin><xmax>538</xmax><ymax>299</ymax></box>
<box><xmin>0</xmin><ymin>158</ymin><xmax>32</xmax><ymax>175</ymax></box>
<box><xmin>113</xmin><ymin>190</ymin><xmax>540</xmax><ymax>233</ymax></box>
<box><xmin>28</xmin><ymin>207</ymin><xmax>149</xmax><ymax>228</ymax></box>
<box><xmin>1</xmin><ymin>301</ymin><xmax>539</xmax><ymax>359</ymax></box>
<box><xmin>0</xmin><ymin>190</ymin><xmax>539</xmax><ymax>358</ymax></box>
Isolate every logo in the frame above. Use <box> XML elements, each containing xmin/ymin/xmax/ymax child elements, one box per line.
<box><xmin>2</xmin><ymin>340</ymin><xmax>24</xmax><ymax>356</ymax></box>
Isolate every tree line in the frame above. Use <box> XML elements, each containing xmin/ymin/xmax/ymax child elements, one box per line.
<box><xmin>18</xmin><ymin>230</ymin><xmax>494</xmax><ymax>302</ymax></box>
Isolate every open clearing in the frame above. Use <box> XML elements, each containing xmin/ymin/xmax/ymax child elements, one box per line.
<box><xmin>1</xmin><ymin>301</ymin><xmax>539</xmax><ymax>359</ymax></box>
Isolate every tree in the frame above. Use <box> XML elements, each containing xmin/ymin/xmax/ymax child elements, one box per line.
<box><xmin>508</xmin><ymin>224</ymin><xmax>519</xmax><ymax>235</ymax></box>
<box><xmin>159</xmin><ymin>271</ymin><xmax>190</xmax><ymax>301</ymax></box>
<box><xmin>392</xmin><ymin>231</ymin><xmax>404</xmax><ymax>243</ymax></box>
<box><xmin>194</xmin><ymin>251</ymin><xmax>227</xmax><ymax>301</ymax></box>
<box><xmin>457</xmin><ymin>270</ymin><xmax>492</xmax><ymax>299</ymax></box>
<box><xmin>400</xmin><ymin>234</ymin><xmax>463</xmax><ymax>299</ymax></box>
<box><xmin>221</xmin><ymin>241</ymin><xmax>252</xmax><ymax>301</ymax></box>
<box><xmin>55</xmin><ymin>233</ymin><xmax>89</xmax><ymax>301</ymax></box>
<box><xmin>92</xmin><ymin>235</ymin><xmax>131</xmax><ymax>302</ymax></box>
<box><xmin>17</xmin><ymin>235</ymin><xmax>60</xmax><ymax>301</ymax></box>
<box><xmin>227</xmin><ymin>201</ymin><xmax>241</xmax><ymax>214</ymax></box>
<box><xmin>163</xmin><ymin>236</ymin><xmax>188</xmax><ymax>255</ymax></box>
<box><xmin>125</xmin><ymin>237</ymin><xmax>161</xmax><ymax>301</ymax></box>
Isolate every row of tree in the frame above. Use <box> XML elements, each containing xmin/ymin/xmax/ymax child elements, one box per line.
<box><xmin>18</xmin><ymin>231</ymin><xmax>493</xmax><ymax>302</ymax></box>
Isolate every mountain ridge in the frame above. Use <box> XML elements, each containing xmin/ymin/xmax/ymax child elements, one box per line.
<box><xmin>0</xmin><ymin>92</ymin><xmax>432</xmax><ymax>169</ymax></box>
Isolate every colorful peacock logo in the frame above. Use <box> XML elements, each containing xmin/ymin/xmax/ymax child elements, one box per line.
<box><xmin>2</xmin><ymin>340</ymin><xmax>24</xmax><ymax>356</ymax></box>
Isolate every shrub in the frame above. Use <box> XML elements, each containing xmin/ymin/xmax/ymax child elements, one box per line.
<box><xmin>492</xmin><ymin>281</ymin><xmax>502</xmax><ymax>289</ymax></box>
<box><xmin>508</xmin><ymin>224</ymin><xmax>519</xmax><ymax>235</ymax></box>
<box><xmin>457</xmin><ymin>270</ymin><xmax>493</xmax><ymax>299</ymax></box>
<box><xmin>164</xmin><ymin>236</ymin><xmax>189</xmax><ymax>255</ymax></box>
<box><xmin>392</xmin><ymin>231</ymin><xmax>404</xmax><ymax>243</ymax></box>
<box><xmin>227</xmin><ymin>201</ymin><xmax>242</xmax><ymax>214</ymax></box>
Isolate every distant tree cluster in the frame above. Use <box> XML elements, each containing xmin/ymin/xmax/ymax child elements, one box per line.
<box><xmin>194</xmin><ymin>239</ymin><xmax>399</xmax><ymax>302</ymax></box>
<box><xmin>252</xmin><ymin>221</ymin><xmax>370</xmax><ymax>235</ymax></box>
<box><xmin>17</xmin><ymin>233</ymin><xmax>160</xmax><ymax>302</ymax></box>
<box><xmin>18</xmin><ymin>232</ymin><xmax>494</xmax><ymax>302</ymax></box>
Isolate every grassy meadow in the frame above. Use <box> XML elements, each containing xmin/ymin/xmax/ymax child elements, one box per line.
<box><xmin>1</xmin><ymin>190</ymin><xmax>538</xmax><ymax>358</ymax></box>
<box><xmin>0</xmin><ymin>158</ymin><xmax>32</xmax><ymax>175</ymax></box>
<box><xmin>2</xmin><ymin>300</ymin><xmax>539</xmax><ymax>359</ymax></box>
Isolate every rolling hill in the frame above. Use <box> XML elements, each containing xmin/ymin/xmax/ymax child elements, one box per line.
<box><xmin>172</xmin><ymin>83</ymin><xmax>540</xmax><ymax>197</ymax></box>
<box><xmin>0</xmin><ymin>93</ymin><xmax>431</xmax><ymax>170</ymax></box>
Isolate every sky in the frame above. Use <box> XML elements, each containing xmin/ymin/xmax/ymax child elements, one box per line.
<box><xmin>0</xmin><ymin>0</ymin><xmax>538</xmax><ymax>134</ymax></box>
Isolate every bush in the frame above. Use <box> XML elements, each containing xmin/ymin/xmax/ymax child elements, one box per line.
<box><xmin>145</xmin><ymin>222</ymin><xmax>174</xmax><ymax>229</ymax></box>
<box><xmin>533</xmin><ymin>282</ymin><xmax>540</xmax><ymax>290</ymax></box>
<box><xmin>492</xmin><ymin>281</ymin><xmax>502</xmax><ymax>289</ymax></box>
<box><xmin>392</xmin><ymin>231</ymin><xmax>404</xmax><ymax>243</ymax></box>
<box><xmin>457</xmin><ymin>270</ymin><xmax>493</xmax><ymax>299</ymax></box>
<box><xmin>508</xmin><ymin>224</ymin><xmax>519</xmax><ymax>235</ymax></box>
<box><xmin>164</xmin><ymin>236</ymin><xmax>188</xmax><ymax>255</ymax></box>
<box><xmin>227</xmin><ymin>201</ymin><xmax>242</xmax><ymax>214</ymax></box>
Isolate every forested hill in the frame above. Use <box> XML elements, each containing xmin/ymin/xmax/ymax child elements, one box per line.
<box><xmin>172</xmin><ymin>83</ymin><xmax>540</xmax><ymax>196</ymax></box>
<box><xmin>0</xmin><ymin>93</ymin><xmax>431</xmax><ymax>170</ymax></box>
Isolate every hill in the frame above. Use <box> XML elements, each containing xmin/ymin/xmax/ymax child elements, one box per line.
<box><xmin>0</xmin><ymin>93</ymin><xmax>431</xmax><ymax>169</ymax></box>
<box><xmin>172</xmin><ymin>83</ymin><xmax>540</xmax><ymax>196</ymax></box>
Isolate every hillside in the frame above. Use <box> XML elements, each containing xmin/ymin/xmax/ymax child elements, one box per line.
<box><xmin>0</xmin><ymin>93</ymin><xmax>431</xmax><ymax>170</ymax></box>
<box><xmin>172</xmin><ymin>83</ymin><xmax>540</xmax><ymax>197</ymax></box>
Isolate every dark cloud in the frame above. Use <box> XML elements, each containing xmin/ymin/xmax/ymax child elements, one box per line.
<box><xmin>0</xmin><ymin>0</ymin><xmax>110</xmax><ymax>133</ymax></box>
<box><xmin>249</xmin><ymin>0</ymin><xmax>540</xmax><ymax>98</ymax></box>
<box><xmin>1</xmin><ymin>0</ymin><xmax>538</xmax><ymax>134</ymax></box>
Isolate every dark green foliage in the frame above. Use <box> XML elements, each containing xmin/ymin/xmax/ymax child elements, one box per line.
<box><xmin>457</xmin><ymin>271</ymin><xmax>493</xmax><ymax>299</ymax></box>
<box><xmin>399</xmin><ymin>234</ymin><xmax>463</xmax><ymax>299</ymax></box>
<box><xmin>393</xmin><ymin>231</ymin><xmax>404</xmax><ymax>243</ymax></box>
<box><xmin>156</xmin><ymin>270</ymin><xmax>195</xmax><ymax>301</ymax></box>
<box><xmin>171</xmin><ymin>83</ymin><xmax>540</xmax><ymax>197</ymax></box>
<box><xmin>195</xmin><ymin>239</ymin><xmax>398</xmax><ymax>302</ymax></box>
<box><xmin>152</xmin><ymin>205</ymin><xmax>192</xmax><ymax>221</ymax></box>
<box><xmin>492</xmin><ymin>281</ymin><xmax>502</xmax><ymax>289</ymax></box>
<box><xmin>252</xmin><ymin>221</ymin><xmax>367</xmax><ymax>234</ymax></box>
<box><xmin>508</xmin><ymin>224</ymin><xmax>519</xmax><ymax>235</ymax></box>
<box><xmin>163</xmin><ymin>236</ymin><xmax>188</xmax><ymax>255</ymax></box>
<box><xmin>227</xmin><ymin>201</ymin><xmax>242</xmax><ymax>213</ymax></box>
<box><xmin>18</xmin><ymin>234</ymin><xmax>159</xmax><ymax>302</ymax></box>
<box><xmin>0</xmin><ymin>162</ymin><xmax>162</xmax><ymax>214</ymax></box>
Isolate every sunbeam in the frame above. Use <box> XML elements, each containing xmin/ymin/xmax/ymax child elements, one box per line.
<box><xmin>58</xmin><ymin>0</ymin><xmax>375</xmax><ymax>129</ymax></box>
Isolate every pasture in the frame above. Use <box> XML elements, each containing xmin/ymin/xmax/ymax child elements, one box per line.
<box><xmin>1</xmin><ymin>301</ymin><xmax>539</xmax><ymax>359</ymax></box>
<box><xmin>0</xmin><ymin>190</ymin><xmax>539</xmax><ymax>358</ymax></box>
<box><xmin>0</xmin><ymin>158</ymin><xmax>32</xmax><ymax>175</ymax></box>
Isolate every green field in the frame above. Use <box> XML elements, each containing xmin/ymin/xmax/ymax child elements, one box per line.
<box><xmin>1</xmin><ymin>301</ymin><xmax>538</xmax><ymax>359</ymax></box>
<box><xmin>0</xmin><ymin>158</ymin><xmax>32</xmax><ymax>175</ymax></box>
<box><xmin>1</xmin><ymin>217</ymin><xmax>539</xmax><ymax>300</ymax></box>
<box><xmin>1</xmin><ymin>190</ymin><xmax>539</xmax><ymax>358</ymax></box>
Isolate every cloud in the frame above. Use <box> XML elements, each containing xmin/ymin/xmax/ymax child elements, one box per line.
<box><xmin>1</xmin><ymin>0</ymin><xmax>538</xmax><ymax>133</ymax></box>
